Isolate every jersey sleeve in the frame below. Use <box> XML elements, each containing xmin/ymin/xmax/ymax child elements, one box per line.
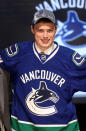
<box><xmin>69</xmin><ymin>51</ymin><xmax>86</xmax><ymax>94</ymax></box>
<box><xmin>0</xmin><ymin>41</ymin><xmax>33</xmax><ymax>71</ymax></box>
<box><xmin>0</xmin><ymin>43</ymin><xmax>20</xmax><ymax>71</ymax></box>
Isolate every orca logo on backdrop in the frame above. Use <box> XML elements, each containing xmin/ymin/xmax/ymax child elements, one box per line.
<box><xmin>55</xmin><ymin>11</ymin><xmax>86</xmax><ymax>49</ymax></box>
<box><xmin>35</xmin><ymin>0</ymin><xmax>86</xmax><ymax>56</ymax></box>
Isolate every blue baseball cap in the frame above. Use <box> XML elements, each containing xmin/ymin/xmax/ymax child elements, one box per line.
<box><xmin>32</xmin><ymin>10</ymin><xmax>56</xmax><ymax>25</ymax></box>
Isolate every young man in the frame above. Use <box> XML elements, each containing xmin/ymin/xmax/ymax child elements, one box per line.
<box><xmin>0</xmin><ymin>9</ymin><xmax>86</xmax><ymax>131</ymax></box>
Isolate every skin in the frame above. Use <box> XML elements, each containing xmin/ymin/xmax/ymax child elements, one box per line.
<box><xmin>31</xmin><ymin>22</ymin><xmax>57</xmax><ymax>51</ymax></box>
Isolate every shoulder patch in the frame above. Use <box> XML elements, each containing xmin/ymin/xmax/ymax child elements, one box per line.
<box><xmin>5</xmin><ymin>43</ymin><xmax>19</xmax><ymax>57</ymax></box>
<box><xmin>72</xmin><ymin>52</ymin><xmax>85</xmax><ymax>66</ymax></box>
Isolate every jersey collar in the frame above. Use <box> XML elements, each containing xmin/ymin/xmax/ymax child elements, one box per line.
<box><xmin>33</xmin><ymin>42</ymin><xmax>59</xmax><ymax>64</ymax></box>
<box><xmin>35</xmin><ymin>42</ymin><xmax>57</xmax><ymax>55</ymax></box>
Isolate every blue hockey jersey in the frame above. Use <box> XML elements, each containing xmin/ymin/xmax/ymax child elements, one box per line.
<box><xmin>0</xmin><ymin>41</ymin><xmax>86</xmax><ymax>131</ymax></box>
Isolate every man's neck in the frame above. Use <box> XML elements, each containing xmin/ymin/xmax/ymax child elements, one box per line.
<box><xmin>35</xmin><ymin>42</ymin><xmax>57</xmax><ymax>55</ymax></box>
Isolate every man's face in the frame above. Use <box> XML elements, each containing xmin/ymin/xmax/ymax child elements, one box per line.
<box><xmin>31</xmin><ymin>22</ymin><xmax>57</xmax><ymax>51</ymax></box>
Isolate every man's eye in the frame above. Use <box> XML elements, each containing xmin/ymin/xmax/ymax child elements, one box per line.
<box><xmin>38</xmin><ymin>30</ymin><xmax>43</xmax><ymax>32</ymax></box>
<box><xmin>48</xmin><ymin>30</ymin><xmax>53</xmax><ymax>32</ymax></box>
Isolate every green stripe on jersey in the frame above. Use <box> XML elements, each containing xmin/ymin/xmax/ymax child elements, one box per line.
<box><xmin>11</xmin><ymin>117</ymin><xmax>80</xmax><ymax>131</ymax></box>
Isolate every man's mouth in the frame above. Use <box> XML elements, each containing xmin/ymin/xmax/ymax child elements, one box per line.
<box><xmin>41</xmin><ymin>39</ymin><xmax>50</xmax><ymax>44</ymax></box>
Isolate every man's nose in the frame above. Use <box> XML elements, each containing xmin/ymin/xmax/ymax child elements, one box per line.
<box><xmin>43</xmin><ymin>31</ymin><xmax>48</xmax><ymax>37</ymax></box>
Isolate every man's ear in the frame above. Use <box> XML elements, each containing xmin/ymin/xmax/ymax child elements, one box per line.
<box><xmin>55</xmin><ymin>26</ymin><xmax>57</xmax><ymax>33</ymax></box>
<box><xmin>31</xmin><ymin>25</ymin><xmax>34</xmax><ymax>34</ymax></box>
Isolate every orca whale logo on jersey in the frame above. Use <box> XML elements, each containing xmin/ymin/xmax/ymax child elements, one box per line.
<box><xmin>26</xmin><ymin>81</ymin><xmax>59</xmax><ymax>116</ymax></box>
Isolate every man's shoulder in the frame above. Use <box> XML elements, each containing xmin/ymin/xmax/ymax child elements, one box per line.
<box><xmin>18</xmin><ymin>41</ymin><xmax>34</xmax><ymax>56</ymax></box>
<box><xmin>58</xmin><ymin>45</ymin><xmax>75</xmax><ymax>60</ymax></box>
<box><xmin>2</xmin><ymin>41</ymin><xmax>33</xmax><ymax>58</ymax></box>
<box><xmin>59</xmin><ymin>45</ymin><xmax>85</xmax><ymax>67</ymax></box>
<box><xmin>59</xmin><ymin>45</ymin><xmax>74</xmax><ymax>54</ymax></box>
<box><xmin>54</xmin><ymin>41</ymin><xmax>75</xmax><ymax>56</ymax></box>
<box><xmin>18</xmin><ymin>41</ymin><xmax>33</xmax><ymax>50</ymax></box>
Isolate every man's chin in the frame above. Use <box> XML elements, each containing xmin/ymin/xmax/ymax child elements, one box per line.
<box><xmin>41</xmin><ymin>42</ymin><xmax>51</xmax><ymax>46</ymax></box>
